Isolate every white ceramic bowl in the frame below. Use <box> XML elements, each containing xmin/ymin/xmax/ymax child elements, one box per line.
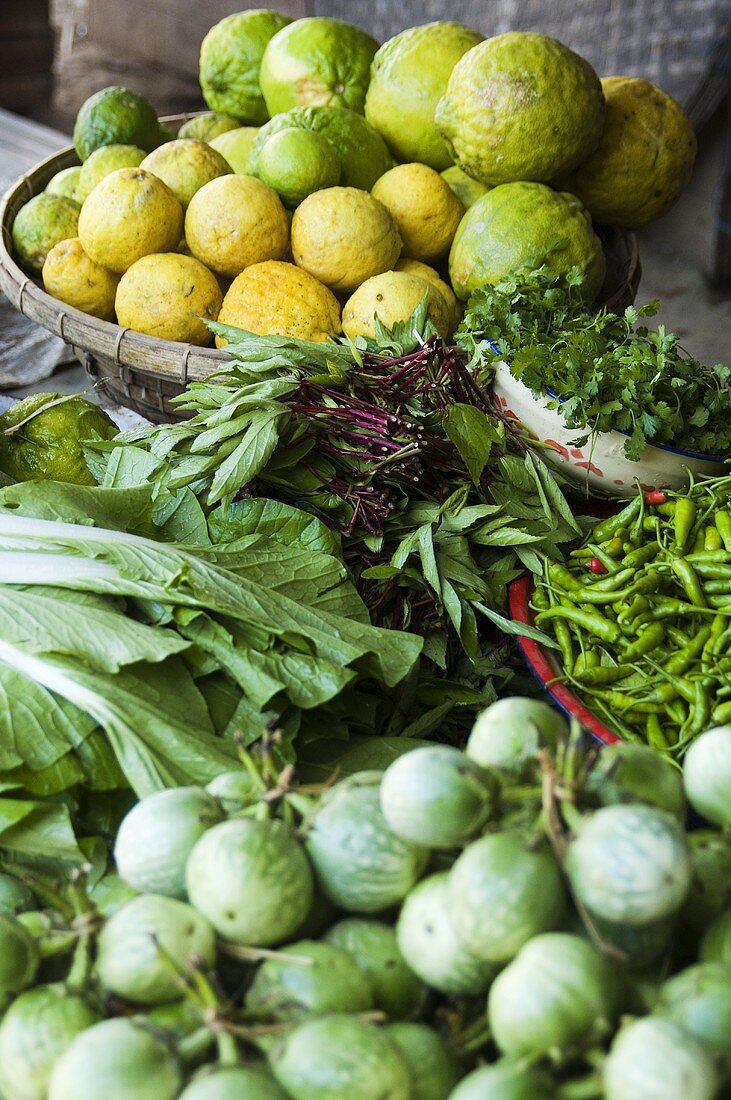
<box><xmin>492</xmin><ymin>361</ymin><xmax>727</xmax><ymax>497</ymax></box>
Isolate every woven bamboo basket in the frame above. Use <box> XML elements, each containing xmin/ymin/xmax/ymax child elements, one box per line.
<box><xmin>0</xmin><ymin>113</ymin><xmax>642</xmax><ymax>423</ymax></box>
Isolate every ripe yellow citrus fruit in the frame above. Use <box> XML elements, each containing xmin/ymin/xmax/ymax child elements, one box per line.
<box><xmin>12</xmin><ymin>193</ymin><xmax>80</xmax><ymax>274</ymax></box>
<box><xmin>258</xmin><ymin>127</ymin><xmax>341</xmax><ymax>207</ymax></box>
<box><xmin>435</xmin><ymin>32</ymin><xmax>605</xmax><ymax>185</ymax></box>
<box><xmin>209</xmin><ymin>127</ymin><xmax>260</xmax><ymax>174</ymax></box>
<box><xmin>140</xmin><ymin>139</ymin><xmax>232</xmax><ymax>209</ymax></box>
<box><xmin>342</xmin><ymin>270</ymin><xmax>450</xmax><ymax>340</ymax></box>
<box><xmin>115</xmin><ymin>253</ymin><xmax>222</xmax><ymax>345</ymax></box>
<box><xmin>365</xmin><ymin>21</ymin><xmax>484</xmax><ymax>170</ymax></box>
<box><xmin>78</xmin><ymin>167</ymin><xmax>183</xmax><ymax>274</ymax></box>
<box><xmin>441</xmin><ymin>166</ymin><xmax>491</xmax><ymax>208</ymax></box>
<box><xmin>259</xmin><ymin>17</ymin><xmax>378</xmax><ymax>116</ymax></box>
<box><xmin>184</xmin><ymin>174</ymin><xmax>289</xmax><ymax>277</ymax></box>
<box><xmin>372</xmin><ymin>163</ymin><xmax>465</xmax><ymax>263</ymax></box>
<box><xmin>199</xmin><ymin>10</ymin><xmax>292</xmax><ymax>124</ymax></box>
<box><xmin>42</xmin><ymin>237</ymin><xmax>120</xmax><ymax>321</ymax></box>
<box><xmin>216</xmin><ymin>259</ymin><xmax>341</xmax><ymax>345</ymax></box>
<box><xmin>291</xmin><ymin>186</ymin><xmax>401</xmax><ymax>295</ymax></box>
<box><xmin>178</xmin><ymin>113</ymin><xmax>240</xmax><ymax>141</ymax></box>
<box><xmin>448</xmin><ymin>182</ymin><xmax>605</xmax><ymax>301</ymax></box>
<box><xmin>394</xmin><ymin>258</ymin><xmax>462</xmax><ymax>334</ymax></box>
<box><xmin>559</xmin><ymin>77</ymin><xmax>697</xmax><ymax>228</ymax></box>
<box><xmin>76</xmin><ymin>144</ymin><xmax>147</xmax><ymax>202</ymax></box>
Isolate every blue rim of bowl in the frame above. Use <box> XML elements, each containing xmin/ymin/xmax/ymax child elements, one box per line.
<box><xmin>490</xmin><ymin>343</ymin><xmax>727</xmax><ymax>465</ymax></box>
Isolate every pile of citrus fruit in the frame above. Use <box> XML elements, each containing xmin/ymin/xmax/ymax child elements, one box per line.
<box><xmin>12</xmin><ymin>11</ymin><xmax>697</xmax><ymax>347</ymax></box>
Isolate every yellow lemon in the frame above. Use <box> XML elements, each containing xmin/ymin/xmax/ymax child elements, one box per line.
<box><xmin>560</xmin><ymin>77</ymin><xmax>697</xmax><ymax>228</ymax></box>
<box><xmin>78</xmin><ymin>168</ymin><xmax>183</xmax><ymax>274</ymax></box>
<box><xmin>216</xmin><ymin>260</ymin><xmax>341</xmax><ymax>345</ymax></box>
<box><xmin>76</xmin><ymin>144</ymin><xmax>146</xmax><ymax>202</ymax></box>
<box><xmin>342</xmin><ymin>270</ymin><xmax>449</xmax><ymax>341</ymax></box>
<box><xmin>291</xmin><ymin>186</ymin><xmax>401</xmax><ymax>295</ymax></box>
<box><xmin>115</xmin><ymin>253</ymin><xmax>222</xmax><ymax>345</ymax></box>
<box><xmin>185</xmin><ymin>174</ymin><xmax>289</xmax><ymax>278</ymax></box>
<box><xmin>140</xmin><ymin>139</ymin><xmax>232</xmax><ymax>209</ymax></box>
<box><xmin>42</xmin><ymin>237</ymin><xmax>120</xmax><ymax>321</ymax></box>
<box><xmin>372</xmin><ymin>163</ymin><xmax>465</xmax><ymax>263</ymax></box>
<box><xmin>394</xmin><ymin>258</ymin><xmax>462</xmax><ymax>335</ymax></box>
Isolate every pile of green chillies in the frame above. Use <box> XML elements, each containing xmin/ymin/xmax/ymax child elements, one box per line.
<box><xmin>531</xmin><ymin>473</ymin><xmax>731</xmax><ymax>754</ymax></box>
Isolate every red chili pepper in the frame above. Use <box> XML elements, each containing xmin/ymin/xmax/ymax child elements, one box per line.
<box><xmin>644</xmin><ymin>490</ymin><xmax>668</xmax><ymax>505</ymax></box>
<box><xmin>589</xmin><ymin>557</ymin><xmax>609</xmax><ymax>575</ymax></box>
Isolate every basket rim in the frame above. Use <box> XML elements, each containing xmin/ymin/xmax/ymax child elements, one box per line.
<box><xmin>0</xmin><ymin>114</ymin><xmax>229</xmax><ymax>386</ymax></box>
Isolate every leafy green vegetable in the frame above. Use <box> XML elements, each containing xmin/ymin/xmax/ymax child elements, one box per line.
<box><xmin>459</xmin><ymin>269</ymin><xmax>731</xmax><ymax>461</ymax></box>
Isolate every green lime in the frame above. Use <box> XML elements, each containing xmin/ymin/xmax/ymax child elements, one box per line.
<box><xmin>0</xmin><ymin>394</ymin><xmax>117</xmax><ymax>486</ymax></box>
<box><xmin>45</xmin><ymin>166</ymin><xmax>81</xmax><ymax>202</ymax></box>
<box><xmin>177</xmin><ymin>112</ymin><xmax>240</xmax><ymax>141</ymax></box>
<box><xmin>12</xmin><ymin>193</ymin><xmax>80</xmax><ymax>274</ymax></box>
<box><xmin>209</xmin><ymin>127</ymin><xmax>260</xmax><ymax>174</ymax></box>
<box><xmin>441</xmin><ymin>166</ymin><xmax>491</xmax><ymax>208</ymax></box>
<box><xmin>199</xmin><ymin>10</ymin><xmax>292</xmax><ymax>125</ymax></box>
<box><xmin>365</xmin><ymin>21</ymin><xmax>484</xmax><ymax>171</ymax></box>
<box><xmin>247</xmin><ymin>106</ymin><xmax>393</xmax><ymax>191</ymax></box>
<box><xmin>76</xmin><ymin>143</ymin><xmax>146</xmax><ymax>202</ymax></box>
<box><xmin>258</xmin><ymin>128</ymin><xmax>340</xmax><ymax>207</ymax></box>
<box><xmin>260</xmin><ymin>17</ymin><xmax>378</xmax><ymax>116</ymax></box>
<box><xmin>73</xmin><ymin>85</ymin><xmax>164</xmax><ymax>161</ymax></box>
<box><xmin>448</xmin><ymin>182</ymin><xmax>605</xmax><ymax>301</ymax></box>
<box><xmin>436</xmin><ymin>32</ymin><xmax>605</xmax><ymax>184</ymax></box>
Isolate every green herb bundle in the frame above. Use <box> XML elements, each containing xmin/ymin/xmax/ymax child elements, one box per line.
<box><xmin>459</xmin><ymin>270</ymin><xmax>731</xmax><ymax>461</ymax></box>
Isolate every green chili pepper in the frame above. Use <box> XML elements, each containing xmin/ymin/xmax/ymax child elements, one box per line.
<box><xmin>705</xmin><ymin>526</ymin><xmax>724</xmax><ymax>552</ymax></box>
<box><xmin>591</xmin><ymin>497</ymin><xmax>643</xmax><ymax>543</ymax></box>
<box><xmin>573</xmin><ymin>664</ymin><xmax>635</xmax><ymax>685</ymax></box>
<box><xmin>656</xmin><ymin>502</ymin><xmax>677</xmax><ymax>517</ymax></box>
<box><xmin>713</xmin><ymin>700</ymin><xmax>731</xmax><ymax>723</ymax></box>
<box><xmin>714</xmin><ymin>510</ymin><xmax>731</xmax><ymax>553</ymax></box>
<box><xmin>686</xmin><ymin>680</ymin><xmax>713</xmax><ymax>738</ymax></box>
<box><xmin>586</xmin><ymin>543</ymin><xmax>622</xmax><ymax>573</ymax></box>
<box><xmin>646</xmin><ymin>713</ymin><xmax>671</xmax><ymax>749</ymax></box>
<box><xmin>641</xmin><ymin>627</ymin><xmax>713</xmax><ymax>702</ymax></box>
<box><xmin>674</xmin><ymin>497</ymin><xmax>698</xmax><ymax>551</ymax></box>
<box><xmin>535</xmin><ymin>605</ymin><xmax>621</xmax><ymax>643</ymax></box>
<box><xmin>621</xmin><ymin>622</ymin><xmax>665</xmax><ymax>659</ymax></box>
<box><xmin>622</xmin><ymin>543</ymin><xmax>661</xmax><ymax>570</ymax></box>
<box><xmin>642</xmin><ymin>599</ymin><xmax>720</xmax><ymax>620</ymax></box>
<box><xmin>703</xmin><ymin>580</ymin><xmax>731</xmax><ymax>595</ymax></box>
<box><xmin>573</xmin><ymin>648</ymin><xmax>601</xmax><ymax>676</ymax></box>
<box><xmin>702</xmin><ymin>615</ymin><xmax>726</xmax><ymax>669</ymax></box>
<box><xmin>686</xmin><ymin>551</ymin><xmax>731</xmax><ymax>566</ymax></box>
<box><xmin>671</xmin><ymin>558</ymin><xmax>708</xmax><ymax>607</ymax></box>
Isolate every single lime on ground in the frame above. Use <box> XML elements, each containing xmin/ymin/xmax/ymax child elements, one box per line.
<box><xmin>291</xmin><ymin>186</ymin><xmax>401</xmax><ymax>295</ymax></box>
<box><xmin>76</xmin><ymin>143</ymin><xmax>147</xmax><ymax>202</ymax></box>
<box><xmin>558</xmin><ymin>76</ymin><xmax>697</xmax><ymax>228</ymax></box>
<box><xmin>436</xmin><ymin>32</ymin><xmax>605</xmax><ymax>184</ymax></box>
<box><xmin>258</xmin><ymin>127</ymin><xmax>340</xmax><ymax>207</ymax></box>
<box><xmin>260</xmin><ymin>17</ymin><xmax>378</xmax><ymax>116</ymax></box>
<box><xmin>42</xmin><ymin>237</ymin><xmax>120</xmax><ymax>321</ymax></box>
<box><xmin>73</xmin><ymin>85</ymin><xmax>163</xmax><ymax>161</ymax></box>
<box><xmin>247</xmin><ymin>105</ymin><xmax>393</xmax><ymax>191</ymax></box>
<box><xmin>441</xmin><ymin>165</ymin><xmax>491</xmax><ymax>208</ymax></box>
<box><xmin>209</xmin><ymin>127</ymin><xmax>260</xmax><ymax>174</ymax></box>
<box><xmin>342</xmin><ymin>270</ymin><xmax>450</xmax><ymax>341</ymax></box>
<box><xmin>115</xmin><ymin>253</ymin><xmax>222</xmax><ymax>345</ymax></box>
<box><xmin>178</xmin><ymin>112</ymin><xmax>240</xmax><ymax>141</ymax></box>
<box><xmin>365</xmin><ymin>21</ymin><xmax>484</xmax><ymax>170</ymax></box>
<box><xmin>78</xmin><ymin>167</ymin><xmax>183</xmax><ymax>273</ymax></box>
<box><xmin>216</xmin><ymin>260</ymin><xmax>341</xmax><ymax>345</ymax></box>
<box><xmin>185</xmin><ymin>174</ymin><xmax>289</xmax><ymax>277</ymax></box>
<box><xmin>448</xmin><ymin>181</ymin><xmax>605</xmax><ymax>301</ymax></box>
<box><xmin>12</xmin><ymin>193</ymin><xmax>80</xmax><ymax>274</ymax></box>
<box><xmin>0</xmin><ymin>393</ymin><xmax>116</xmax><ymax>486</ymax></box>
<box><xmin>45</xmin><ymin>165</ymin><xmax>81</xmax><ymax>202</ymax></box>
<box><xmin>140</xmin><ymin>139</ymin><xmax>231</xmax><ymax>209</ymax></box>
<box><xmin>372</xmin><ymin>163</ymin><xmax>464</xmax><ymax>263</ymax></box>
<box><xmin>199</xmin><ymin>10</ymin><xmax>292</xmax><ymax>125</ymax></box>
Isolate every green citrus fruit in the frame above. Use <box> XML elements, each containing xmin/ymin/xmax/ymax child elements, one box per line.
<box><xmin>441</xmin><ymin>165</ymin><xmax>491</xmax><ymax>208</ymax></box>
<box><xmin>247</xmin><ymin>106</ymin><xmax>393</xmax><ymax>191</ymax></box>
<box><xmin>365</xmin><ymin>21</ymin><xmax>483</xmax><ymax>171</ymax></box>
<box><xmin>260</xmin><ymin>17</ymin><xmax>378</xmax><ymax>116</ymax></box>
<box><xmin>258</xmin><ymin>127</ymin><xmax>341</xmax><ymax>207</ymax></box>
<box><xmin>436</xmin><ymin>32</ymin><xmax>605</xmax><ymax>185</ymax></box>
<box><xmin>73</xmin><ymin>85</ymin><xmax>163</xmax><ymax>162</ymax></box>
<box><xmin>140</xmin><ymin>139</ymin><xmax>231</xmax><ymax>209</ymax></box>
<box><xmin>558</xmin><ymin>76</ymin><xmax>697</xmax><ymax>228</ymax></box>
<box><xmin>76</xmin><ymin>144</ymin><xmax>147</xmax><ymax>202</ymax></box>
<box><xmin>0</xmin><ymin>394</ymin><xmax>116</xmax><ymax>486</ymax></box>
<box><xmin>199</xmin><ymin>10</ymin><xmax>292</xmax><ymax>125</ymax></box>
<box><xmin>45</xmin><ymin>166</ymin><xmax>81</xmax><ymax>202</ymax></box>
<box><xmin>209</xmin><ymin>127</ymin><xmax>261</xmax><ymax>174</ymax></box>
<box><xmin>12</xmin><ymin>193</ymin><xmax>80</xmax><ymax>274</ymax></box>
<box><xmin>448</xmin><ymin>182</ymin><xmax>605</xmax><ymax>301</ymax></box>
<box><xmin>177</xmin><ymin>112</ymin><xmax>240</xmax><ymax>141</ymax></box>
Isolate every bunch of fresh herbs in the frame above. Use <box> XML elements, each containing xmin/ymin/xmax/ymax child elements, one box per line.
<box><xmin>459</xmin><ymin>269</ymin><xmax>731</xmax><ymax>461</ymax></box>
